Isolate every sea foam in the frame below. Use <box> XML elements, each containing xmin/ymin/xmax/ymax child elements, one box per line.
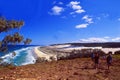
<box><xmin>0</xmin><ymin>46</ymin><xmax>36</xmax><ymax>66</ymax></box>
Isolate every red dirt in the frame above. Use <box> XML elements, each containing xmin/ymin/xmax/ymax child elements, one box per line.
<box><xmin>0</xmin><ymin>58</ymin><xmax>120</xmax><ymax>80</ymax></box>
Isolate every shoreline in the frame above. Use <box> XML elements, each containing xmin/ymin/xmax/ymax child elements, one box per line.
<box><xmin>32</xmin><ymin>46</ymin><xmax>120</xmax><ymax>64</ymax></box>
<box><xmin>33</xmin><ymin>47</ymin><xmax>50</xmax><ymax>58</ymax></box>
<box><xmin>33</xmin><ymin>47</ymin><xmax>57</xmax><ymax>61</ymax></box>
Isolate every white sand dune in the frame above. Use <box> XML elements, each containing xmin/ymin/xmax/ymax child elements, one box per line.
<box><xmin>48</xmin><ymin>44</ymin><xmax>71</xmax><ymax>48</ymax></box>
<box><xmin>61</xmin><ymin>47</ymin><xmax>120</xmax><ymax>54</ymax></box>
<box><xmin>101</xmin><ymin>48</ymin><xmax>120</xmax><ymax>54</ymax></box>
<box><xmin>61</xmin><ymin>47</ymin><xmax>102</xmax><ymax>51</ymax></box>
<box><xmin>48</xmin><ymin>44</ymin><xmax>120</xmax><ymax>54</ymax></box>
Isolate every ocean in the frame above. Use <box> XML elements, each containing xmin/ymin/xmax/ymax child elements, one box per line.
<box><xmin>0</xmin><ymin>45</ymin><xmax>38</xmax><ymax>66</ymax></box>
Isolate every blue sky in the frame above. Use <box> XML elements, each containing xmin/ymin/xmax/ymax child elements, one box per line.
<box><xmin>0</xmin><ymin>0</ymin><xmax>120</xmax><ymax>45</ymax></box>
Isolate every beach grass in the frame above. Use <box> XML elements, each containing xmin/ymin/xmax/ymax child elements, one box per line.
<box><xmin>113</xmin><ymin>54</ymin><xmax>120</xmax><ymax>59</ymax></box>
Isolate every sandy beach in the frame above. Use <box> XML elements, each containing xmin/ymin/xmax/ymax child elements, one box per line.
<box><xmin>33</xmin><ymin>47</ymin><xmax>57</xmax><ymax>61</ymax></box>
<box><xmin>33</xmin><ymin>47</ymin><xmax>47</xmax><ymax>58</ymax></box>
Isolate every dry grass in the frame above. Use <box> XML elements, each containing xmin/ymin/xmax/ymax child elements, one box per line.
<box><xmin>113</xmin><ymin>54</ymin><xmax>120</xmax><ymax>59</ymax></box>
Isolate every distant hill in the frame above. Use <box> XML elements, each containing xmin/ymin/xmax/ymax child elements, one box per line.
<box><xmin>51</xmin><ymin>42</ymin><xmax>120</xmax><ymax>48</ymax></box>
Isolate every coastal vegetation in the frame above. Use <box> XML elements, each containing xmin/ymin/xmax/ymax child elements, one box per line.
<box><xmin>0</xmin><ymin>17</ymin><xmax>32</xmax><ymax>52</ymax></box>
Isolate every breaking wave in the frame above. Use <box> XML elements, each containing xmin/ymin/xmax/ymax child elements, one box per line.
<box><xmin>0</xmin><ymin>46</ymin><xmax>37</xmax><ymax>66</ymax></box>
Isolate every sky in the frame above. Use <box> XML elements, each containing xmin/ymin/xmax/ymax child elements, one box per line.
<box><xmin>0</xmin><ymin>0</ymin><xmax>120</xmax><ymax>45</ymax></box>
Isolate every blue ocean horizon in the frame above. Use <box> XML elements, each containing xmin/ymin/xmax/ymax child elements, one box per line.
<box><xmin>0</xmin><ymin>45</ymin><xmax>41</xmax><ymax>66</ymax></box>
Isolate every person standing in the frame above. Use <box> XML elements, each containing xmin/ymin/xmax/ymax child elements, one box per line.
<box><xmin>91</xmin><ymin>52</ymin><xmax>94</xmax><ymax>62</ymax></box>
<box><xmin>106</xmin><ymin>52</ymin><xmax>112</xmax><ymax>70</ymax></box>
<box><xmin>94</xmin><ymin>52</ymin><xmax>99</xmax><ymax>70</ymax></box>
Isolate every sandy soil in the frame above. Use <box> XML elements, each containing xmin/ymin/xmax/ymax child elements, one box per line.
<box><xmin>0</xmin><ymin>57</ymin><xmax>120</xmax><ymax>80</ymax></box>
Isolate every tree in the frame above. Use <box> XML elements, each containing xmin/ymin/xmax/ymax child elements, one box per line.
<box><xmin>24</xmin><ymin>38</ymin><xmax>32</xmax><ymax>45</ymax></box>
<box><xmin>0</xmin><ymin>17</ymin><xmax>32</xmax><ymax>52</ymax></box>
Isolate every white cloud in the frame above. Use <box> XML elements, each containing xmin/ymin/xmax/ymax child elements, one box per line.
<box><xmin>68</xmin><ymin>1</ymin><xmax>85</xmax><ymax>14</ymax></box>
<box><xmin>102</xmin><ymin>13</ymin><xmax>109</xmax><ymax>18</ymax></box>
<box><xmin>118</xmin><ymin>18</ymin><xmax>120</xmax><ymax>21</ymax></box>
<box><xmin>71</xmin><ymin>4</ymin><xmax>81</xmax><ymax>10</ymax></box>
<box><xmin>70</xmin><ymin>12</ymin><xmax>74</xmax><ymax>15</ymax></box>
<box><xmin>104</xmin><ymin>36</ymin><xmax>110</xmax><ymax>39</ymax></box>
<box><xmin>75</xmin><ymin>23</ymin><xmax>89</xmax><ymax>28</ymax></box>
<box><xmin>50</xmin><ymin>6</ymin><xmax>64</xmax><ymax>15</ymax></box>
<box><xmin>70</xmin><ymin>10</ymin><xmax>85</xmax><ymax>15</ymax></box>
<box><xmin>79</xmin><ymin>37</ymin><xmax>109</xmax><ymax>43</ymax></box>
<box><xmin>75</xmin><ymin>9</ymin><xmax>85</xmax><ymax>14</ymax></box>
<box><xmin>53</xmin><ymin>1</ymin><xmax>63</xmax><ymax>5</ymax></box>
<box><xmin>78</xmin><ymin>37</ymin><xmax>120</xmax><ymax>43</ymax></box>
<box><xmin>95</xmin><ymin>14</ymin><xmax>109</xmax><ymax>21</ymax></box>
<box><xmin>70</xmin><ymin>1</ymin><xmax>80</xmax><ymax>5</ymax></box>
<box><xmin>58</xmin><ymin>2</ymin><xmax>63</xmax><ymax>5</ymax></box>
<box><xmin>75</xmin><ymin>15</ymin><xmax>93</xmax><ymax>29</ymax></box>
<box><xmin>82</xmin><ymin>15</ymin><xmax>93</xmax><ymax>24</ymax></box>
<box><xmin>61</xmin><ymin>16</ymin><xmax>67</xmax><ymax>19</ymax></box>
<box><xmin>72</xmin><ymin>15</ymin><xmax>77</xmax><ymax>18</ymax></box>
<box><xmin>50</xmin><ymin>1</ymin><xmax>85</xmax><ymax>16</ymax></box>
<box><xmin>96</xmin><ymin>17</ymin><xmax>101</xmax><ymax>20</ymax></box>
<box><xmin>112</xmin><ymin>37</ymin><xmax>120</xmax><ymax>41</ymax></box>
<box><xmin>53</xmin><ymin>1</ymin><xmax>57</xmax><ymax>4</ymax></box>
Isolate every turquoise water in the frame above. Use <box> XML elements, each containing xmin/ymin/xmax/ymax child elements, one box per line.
<box><xmin>0</xmin><ymin>45</ymin><xmax>38</xmax><ymax>66</ymax></box>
